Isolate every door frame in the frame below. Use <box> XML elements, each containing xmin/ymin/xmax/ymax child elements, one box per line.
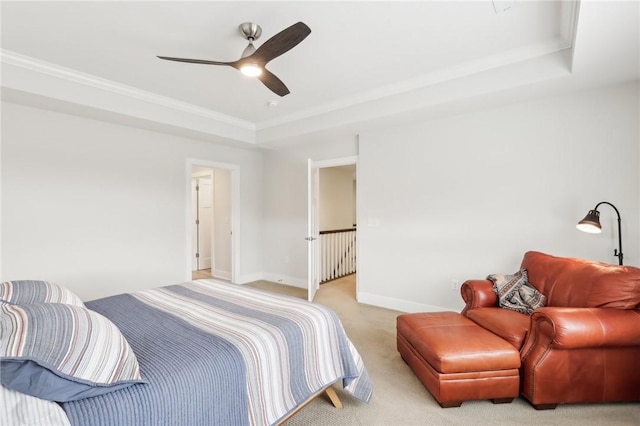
<box><xmin>308</xmin><ymin>155</ymin><xmax>358</xmax><ymax>301</ymax></box>
<box><xmin>186</xmin><ymin>158</ymin><xmax>240</xmax><ymax>283</ymax></box>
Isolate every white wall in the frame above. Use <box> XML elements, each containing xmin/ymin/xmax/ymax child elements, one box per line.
<box><xmin>358</xmin><ymin>81</ymin><xmax>639</xmax><ymax>313</ymax></box>
<box><xmin>3</xmin><ymin>82</ymin><xmax>638</xmax><ymax>312</ymax></box>
<box><xmin>261</xmin><ymin>135</ymin><xmax>358</xmax><ymax>286</ymax></box>
<box><xmin>319</xmin><ymin>167</ymin><xmax>355</xmax><ymax>231</ymax></box>
<box><xmin>1</xmin><ymin>101</ymin><xmax>263</xmax><ymax>301</ymax></box>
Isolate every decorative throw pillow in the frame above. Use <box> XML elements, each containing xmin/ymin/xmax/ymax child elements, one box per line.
<box><xmin>0</xmin><ymin>280</ymin><xmax>84</xmax><ymax>307</ymax></box>
<box><xmin>487</xmin><ymin>269</ymin><xmax>546</xmax><ymax>315</ymax></box>
<box><xmin>0</xmin><ymin>303</ymin><xmax>146</xmax><ymax>402</ymax></box>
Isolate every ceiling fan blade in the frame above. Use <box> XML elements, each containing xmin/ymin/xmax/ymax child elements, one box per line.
<box><xmin>258</xmin><ymin>69</ymin><xmax>290</xmax><ymax>97</ymax></box>
<box><xmin>157</xmin><ymin>56</ymin><xmax>231</xmax><ymax>66</ymax></box>
<box><xmin>250</xmin><ymin>22</ymin><xmax>311</xmax><ymax>65</ymax></box>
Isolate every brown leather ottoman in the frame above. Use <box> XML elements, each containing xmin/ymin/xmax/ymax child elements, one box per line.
<box><xmin>397</xmin><ymin>311</ymin><xmax>520</xmax><ymax>407</ymax></box>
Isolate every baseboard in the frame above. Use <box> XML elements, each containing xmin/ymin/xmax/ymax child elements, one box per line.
<box><xmin>213</xmin><ymin>269</ymin><xmax>231</xmax><ymax>280</ymax></box>
<box><xmin>235</xmin><ymin>272</ymin><xmax>307</xmax><ymax>288</ymax></box>
<box><xmin>235</xmin><ymin>273</ymin><xmax>263</xmax><ymax>284</ymax></box>
<box><xmin>236</xmin><ymin>274</ymin><xmax>447</xmax><ymax>313</ymax></box>
<box><xmin>260</xmin><ymin>273</ymin><xmax>307</xmax><ymax>289</ymax></box>
<box><xmin>357</xmin><ymin>292</ymin><xmax>447</xmax><ymax>313</ymax></box>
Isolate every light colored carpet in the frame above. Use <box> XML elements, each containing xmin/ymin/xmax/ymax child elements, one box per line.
<box><xmin>246</xmin><ymin>276</ymin><xmax>640</xmax><ymax>426</ymax></box>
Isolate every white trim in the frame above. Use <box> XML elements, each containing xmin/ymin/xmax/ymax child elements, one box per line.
<box><xmin>255</xmin><ymin>39</ymin><xmax>572</xmax><ymax>131</ymax></box>
<box><xmin>1</xmin><ymin>49</ymin><xmax>255</xmax><ymax>131</ymax></box>
<box><xmin>261</xmin><ymin>273</ymin><xmax>307</xmax><ymax>289</ymax></box>
<box><xmin>2</xmin><ymin>14</ymin><xmax>578</xmax><ymax>146</ymax></box>
<box><xmin>311</xmin><ymin>156</ymin><xmax>358</xmax><ymax>169</ymax></box>
<box><xmin>186</xmin><ymin>158</ymin><xmax>240</xmax><ymax>284</ymax></box>
<box><xmin>1</xmin><ymin>50</ymin><xmax>256</xmax><ymax>144</ymax></box>
<box><xmin>357</xmin><ymin>292</ymin><xmax>447</xmax><ymax>314</ymax></box>
<box><xmin>213</xmin><ymin>269</ymin><xmax>232</xmax><ymax>280</ymax></box>
<box><xmin>235</xmin><ymin>273</ymin><xmax>264</xmax><ymax>285</ymax></box>
<box><xmin>2</xmin><ymin>40</ymin><xmax>573</xmax><ymax>140</ymax></box>
<box><xmin>192</xmin><ymin>170</ymin><xmax>214</xmax><ymax>178</ymax></box>
<box><xmin>0</xmin><ymin>116</ymin><xmax>2</xmax><ymax>280</ymax></box>
<box><xmin>233</xmin><ymin>273</ymin><xmax>307</xmax><ymax>288</ymax></box>
<box><xmin>560</xmin><ymin>0</ymin><xmax>580</xmax><ymax>51</ymax></box>
<box><xmin>562</xmin><ymin>0</ymin><xmax>581</xmax><ymax>72</ymax></box>
<box><xmin>307</xmin><ymin>159</ymin><xmax>319</xmax><ymax>301</ymax></box>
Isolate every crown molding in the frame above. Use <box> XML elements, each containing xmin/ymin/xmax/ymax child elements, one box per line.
<box><xmin>256</xmin><ymin>48</ymin><xmax>573</xmax><ymax>145</ymax></box>
<box><xmin>0</xmin><ymin>0</ymin><xmax>578</xmax><ymax>146</ymax></box>
<box><xmin>1</xmin><ymin>50</ymin><xmax>255</xmax><ymax>130</ymax></box>
<box><xmin>256</xmin><ymin>2</ymin><xmax>579</xmax><ymax>132</ymax></box>
<box><xmin>255</xmin><ymin>38</ymin><xmax>571</xmax><ymax>132</ymax></box>
<box><xmin>560</xmin><ymin>0</ymin><xmax>580</xmax><ymax>49</ymax></box>
<box><xmin>1</xmin><ymin>49</ymin><xmax>257</xmax><ymax>143</ymax></box>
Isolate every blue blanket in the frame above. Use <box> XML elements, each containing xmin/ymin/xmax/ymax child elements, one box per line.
<box><xmin>62</xmin><ymin>280</ymin><xmax>371</xmax><ymax>425</ymax></box>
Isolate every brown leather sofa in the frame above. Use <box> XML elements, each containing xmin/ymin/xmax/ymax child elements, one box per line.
<box><xmin>461</xmin><ymin>251</ymin><xmax>640</xmax><ymax>409</ymax></box>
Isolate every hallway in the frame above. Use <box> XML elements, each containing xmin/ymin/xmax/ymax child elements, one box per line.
<box><xmin>246</xmin><ymin>273</ymin><xmax>357</xmax><ymax>304</ymax></box>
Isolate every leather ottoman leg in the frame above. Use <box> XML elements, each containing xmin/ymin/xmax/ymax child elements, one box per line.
<box><xmin>492</xmin><ymin>397</ymin><xmax>514</xmax><ymax>404</ymax></box>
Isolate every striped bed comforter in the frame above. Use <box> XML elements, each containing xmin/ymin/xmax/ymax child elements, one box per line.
<box><xmin>62</xmin><ymin>279</ymin><xmax>372</xmax><ymax>425</ymax></box>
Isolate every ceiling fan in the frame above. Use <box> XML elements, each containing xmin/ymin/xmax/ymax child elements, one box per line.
<box><xmin>158</xmin><ymin>21</ymin><xmax>311</xmax><ymax>97</ymax></box>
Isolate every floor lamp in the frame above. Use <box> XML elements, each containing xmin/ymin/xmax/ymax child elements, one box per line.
<box><xmin>576</xmin><ymin>201</ymin><xmax>623</xmax><ymax>265</ymax></box>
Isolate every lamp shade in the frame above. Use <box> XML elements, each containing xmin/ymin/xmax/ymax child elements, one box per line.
<box><xmin>577</xmin><ymin>209</ymin><xmax>602</xmax><ymax>234</ymax></box>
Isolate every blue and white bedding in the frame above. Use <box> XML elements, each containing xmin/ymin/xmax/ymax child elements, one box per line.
<box><xmin>61</xmin><ymin>279</ymin><xmax>372</xmax><ymax>425</ymax></box>
<box><xmin>1</xmin><ymin>385</ymin><xmax>71</xmax><ymax>426</ymax></box>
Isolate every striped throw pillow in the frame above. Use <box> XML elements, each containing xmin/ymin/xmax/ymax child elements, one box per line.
<box><xmin>0</xmin><ymin>303</ymin><xmax>145</xmax><ymax>402</ymax></box>
<box><xmin>0</xmin><ymin>280</ymin><xmax>84</xmax><ymax>307</ymax></box>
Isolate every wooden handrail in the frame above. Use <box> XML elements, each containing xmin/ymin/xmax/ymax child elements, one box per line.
<box><xmin>319</xmin><ymin>227</ymin><xmax>356</xmax><ymax>235</ymax></box>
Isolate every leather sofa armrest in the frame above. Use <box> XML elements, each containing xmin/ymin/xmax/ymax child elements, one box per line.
<box><xmin>460</xmin><ymin>280</ymin><xmax>498</xmax><ymax>315</ymax></box>
<box><xmin>522</xmin><ymin>307</ymin><xmax>640</xmax><ymax>355</ymax></box>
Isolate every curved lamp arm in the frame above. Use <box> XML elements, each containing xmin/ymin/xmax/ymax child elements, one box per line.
<box><xmin>577</xmin><ymin>201</ymin><xmax>623</xmax><ymax>265</ymax></box>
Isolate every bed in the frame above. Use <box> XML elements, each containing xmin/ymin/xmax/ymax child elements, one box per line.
<box><xmin>0</xmin><ymin>279</ymin><xmax>372</xmax><ymax>425</ymax></box>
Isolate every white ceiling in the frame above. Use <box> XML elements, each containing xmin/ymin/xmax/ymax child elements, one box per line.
<box><xmin>1</xmin><ymin>1</ymin><xmax>638</xmax><ymax>148</ymax></box>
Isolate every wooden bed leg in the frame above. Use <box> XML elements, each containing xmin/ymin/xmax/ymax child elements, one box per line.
<box><xmin>325</xmin><ymin>386</ymin><xmax>343</xmax><ymax>409</ymax></box>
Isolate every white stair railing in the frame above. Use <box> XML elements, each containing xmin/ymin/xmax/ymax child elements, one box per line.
<box><xmin>320</xmin><ymin>228</ymin><xmax>356</xmax><ymax>283</ymax></box>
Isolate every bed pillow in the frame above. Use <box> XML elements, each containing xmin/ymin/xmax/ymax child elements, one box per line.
<box><xmin>1</xmin><ymin>384</ymin><xmax>71</xmax><ymax>426</ymax></box>
<box><xmin>0</xmin><ymin>303</ymin><xmax>146</xmax><ymax>402</ymax></box>
<box><xmin>0</xmin><ymin>280</ymin><xmax>84</xmax><ymax>307</ymax></box>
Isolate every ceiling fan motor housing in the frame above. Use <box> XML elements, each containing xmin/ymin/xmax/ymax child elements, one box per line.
<box><xmin>239</xmin><ymin>22</ymin><xmax>262</xmax><ymax>41</ymax></box>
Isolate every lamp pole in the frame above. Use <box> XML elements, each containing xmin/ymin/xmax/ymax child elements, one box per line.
<box><xmin>594</xmin><ymin>201</ymin><xmax>623</xmax><ymax>265</ymax></box>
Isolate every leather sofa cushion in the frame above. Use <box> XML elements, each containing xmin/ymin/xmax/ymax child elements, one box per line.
<box><xmin>522</xmin><ymin>251</ymin><xmax>640</xmax><ymax>309</ymax></box>
<box><xmin>465</xmin><ymin>307</ymin><xmax>530</xmax><ymax>350</ymax></box>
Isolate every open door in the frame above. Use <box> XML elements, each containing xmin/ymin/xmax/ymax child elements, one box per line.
<box><xmin>307</xmin><ymin>159</ymin><xmax>320</xmax><ymax>302</ymax></box>
<box><xmin>187</xmin><ymin>160</ymin><xmax>238</xmax><ymax>283</ymax></box>
<box><xmin>191</xmin><ymin>171</ymin><xmax>215</xmax><ymax>274</ymax></box>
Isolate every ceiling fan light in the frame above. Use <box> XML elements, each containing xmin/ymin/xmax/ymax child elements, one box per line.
<box><xmin>240</xmin><ymin>63</ymin><xmax>262</xmax><ymax>77</ymax></box>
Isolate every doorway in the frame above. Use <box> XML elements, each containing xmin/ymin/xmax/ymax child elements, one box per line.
<box><xmin>186</xmin><ymin>159</ymin><xmax>239</xmax><ymax>283</ymax></box>
<box><xmin>307</xmin><ymin>156</ymin><xmax>358</xmax><ymax>302</ymax></box>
